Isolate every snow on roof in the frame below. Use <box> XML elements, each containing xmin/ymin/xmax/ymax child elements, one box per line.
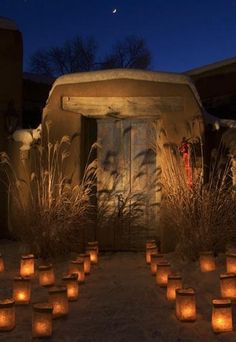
<box><xmin>23</xmin><ymin>72</ymin><xmax>55</xmax><ymax>85</ymax></box>
<box><xmin>185</xmin><ymin>56</ymin><xmax>236</xmax><ymax>76</ymax></box>
<box><xmin>0</xmin><ymin>17</ymin><xmax>18</xmax><ymax>31</ymax></box>
<box><xmin>204</xmin><ymin>110</ymin><xmax>236</xmax><ymax>131</ymax></box>
<box><xmin>49</xmin><ymin>68</ymin><xmax>203</xmax><ymax>108</ymax></box>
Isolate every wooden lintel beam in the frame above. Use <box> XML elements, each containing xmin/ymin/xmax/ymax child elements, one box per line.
<box><xmin>62</xmin><ymin>96</ymin><xmax>184</xmax><ymax>118</ymax></box>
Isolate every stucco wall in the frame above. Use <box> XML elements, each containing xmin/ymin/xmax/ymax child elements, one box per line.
<box><xmin>0</xmin><ymin>24</ymin><xmax>23</xmax><ymax>237</ymax></box>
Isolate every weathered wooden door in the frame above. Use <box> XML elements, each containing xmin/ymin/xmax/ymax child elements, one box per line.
<box><xmin>97</xmin><ymin>118</ymin><xmax>160</xmax><ymax>250</ymax></box>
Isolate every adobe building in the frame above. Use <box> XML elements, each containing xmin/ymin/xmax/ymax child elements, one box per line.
<box><xmin>187</xmin><ymin>58</ymin><xmax>236</xmax><ymax>179</ymax></box>
<box><xmin>186</xmin><ymin>57</ymin><xmax>236</xmax><ymax>120</ymax></box>
<box><xmin>43</xmin><ymin>69</ymin><xmax>205</xmax><ymax>250</ymax></box>
<box><xmin>0</xmin><ymin>17</ymin><xmax>23</xmax><ymax>237</ymax></box>
<box><xmin>2</xmin><ymin>16</ymin><xmax>235</xmax><ymax>249</ymax></box>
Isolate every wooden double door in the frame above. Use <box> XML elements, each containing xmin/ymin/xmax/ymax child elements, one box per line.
<box><xmin>96</xmin><ymin>118</ymin><xmax>160</xmax><ymax>250</ymax></box>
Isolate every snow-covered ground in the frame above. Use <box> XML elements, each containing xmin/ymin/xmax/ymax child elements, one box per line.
<box><xmin>0</xmin><ymin>240</ymin><xmax>235</xmax><ymax>341</ymax></box>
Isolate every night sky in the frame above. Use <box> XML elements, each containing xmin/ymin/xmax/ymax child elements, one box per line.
<box><xmin>1</xmin><ymin>0</ymin><xmax>236</xmax><ymax>73</ymax></box>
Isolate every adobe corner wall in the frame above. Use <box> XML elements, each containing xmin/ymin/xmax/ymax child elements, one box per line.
<box><xmin>0</xmin><ymin>19</ymin><xmax>23</xmax><ymax>237</ymax></box>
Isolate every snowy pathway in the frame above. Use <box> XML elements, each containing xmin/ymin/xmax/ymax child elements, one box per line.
<box><xmin>0</xmin><ymin>245</ymin><xmax>236</xmax><ymax>341</ymax></box>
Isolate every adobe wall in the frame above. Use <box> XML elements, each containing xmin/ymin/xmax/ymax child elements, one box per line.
<box><xmin>0</xmin><ymin>22</ymin><xmax>23</xmax><ymax>237</ymax></box>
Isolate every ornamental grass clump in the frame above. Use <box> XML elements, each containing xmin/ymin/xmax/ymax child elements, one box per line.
<box><xmin>149</xmin><ymin>119</ymin><xmax>236</xmax><ymax>260</ymax></box>
<box><xmin>159</xmin><ymin>142</ymin><xmax>236</xmax><ymax>260</ymax></box>
<box><xmin>0</xmin><ymin>121</ymin><xmax>97</xmax><ymax>257</ymax></box>
<box><xmin>96</xmin><ymin>173</ymin><xmax>146</xmax><ymax>250</ymax></box>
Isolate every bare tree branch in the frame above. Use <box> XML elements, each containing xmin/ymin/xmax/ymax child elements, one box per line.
<box><xmin>30</xmin><ymin>35</ymin><xmax>98</xmax><ymax>77</ymax></box>
<box><xmin>29</xmin><ymin>35</ymin><xmax>152</xmax><ymax>76</ymax></box>
<box><xmin>30</xmin><ymin>49</ymin><xmax>53</xmax><ymax>76</ymax></box>
<box><xmin>101</xmin><ymin>36</ymin><xmax>151</xmax><ymax>70</ymax></box>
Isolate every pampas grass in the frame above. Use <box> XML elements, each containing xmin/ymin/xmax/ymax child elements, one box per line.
<box><xmin>0</xmin><ymin>121</ymin><xmax>97</xmax><ymax>258</ymax></box>
<box><xmin>97</xmin><ymin>171</ymin><xmax>147</xmax><ymax>250</ymax></box>
<box><xmin>151</xmin><ymin>122</ymin><xmax>236</xmax><ymax>260</ymax></box>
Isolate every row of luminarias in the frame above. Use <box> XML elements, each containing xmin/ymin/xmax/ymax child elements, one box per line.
<box><xmin>0</xmin><ymin>241</ymin><xmax>99</xmax><ymax>338</ymax></box>
<box><xmin>146</xmin><ymin>241</ymin><xmax>236</xmax><ymax>334</ymax></box>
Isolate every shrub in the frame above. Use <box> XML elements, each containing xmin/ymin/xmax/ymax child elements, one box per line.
<box><xmin>159</xmin><ymin>141</ymin><xmax>236</xmax><ymax>260</ymax></box>
<box><xmin>0</xmin><ymin>122</ymin><xmax>97</xmax><ymax>258</ymax></box>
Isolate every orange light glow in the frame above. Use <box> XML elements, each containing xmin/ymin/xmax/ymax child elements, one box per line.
<box><xmin>13</xmin><ymin>277</ymin><xmax>31</xmax><ymax>305</ymax></box>
<box><xmin>199</xmin><ymin>252</ymin><xmax>216</xmax><ymax>272</ymax></box>
<box><xmin>32</xmin><ymin>303</ymin><xmax>52</xmax><ymax>338</ymax></box>
<box><xmin>0</xmin><ymin>299</ymin><xmax>15</xmax><ymax>331</ymax></box>
<box><xmin>17</xmin><ymin>292</ymin><xmax>26</xmax><ymax>301</ymax></box>
<box><xmin>176</xmin><ymin>288</ymin><xmax>196</xmax><ymax>322</ymax></box>
<box><xmin>212</xmin><ymin>299</ymin><xmax>233</xmax><ymax>333</ymax></box>
<box><xmin>167</xmin><ymin>274</ymin><xmax>182</xmax><ymax>301</ymax></box>
<box><xmin>0</xmin><ymin>255</ymin><xmax>4</xmax><ymax>272</ymax></box>
<box><xmin>156</xmin><ymin>261</ymin><xmax>171</xmax><ymax>287</ymax></box>
<box><xmin>62</xmin><ymin>274</ymin><xmax>79</xmax><ymax>301</ymax></box>
<box><xmin>84</xmin><ymin>254</ymin><xmax>91</xmax><ymax>274</ymax></box>
<box><xmin>86</xmin><ymin>248</ymin><xmax>98</xmax><ymax>264</ymax></box>
<box><xmin>20</xmin><ymin>254</ymin><xmax>34</xmax><ymax>277</ymax></box>
<box><xmin>35</xmin><ymin>321</ymin><xmax>48</xmax><ymax>335</ymax></box>
<box><xmin>146</xmin><ymin>246</ymin><xmax>157</xmax><ymax>264</ymax></box>
<box><xmin>38</xmin><ymin>265</ymin><xmax>55</xmax><ymax>287</ymax></box>
<box><xmin>226</xmin><ymin>252</ymin><xmax>236</xmax><ymax>273</ymax></box>
<box><xmin>69</xmin><ymin>260</ymin><xmax>85</xmax><ymax>283</ymax></box>
<box><xmin>48</xmin><ymin>286</ymin><xmax>69</xmax><ymax>318</ymax></box>
<box><xmin>220</xmin><ymin>273</ymin><xmax>236</xmax><ymax>299</ymax></box>
<box><xmin>150</xmin><ymin>254</ymin><xmax>164</xmax><ymax>275</ymax></box>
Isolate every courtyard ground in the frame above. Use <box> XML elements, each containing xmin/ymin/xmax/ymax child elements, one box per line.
<box><xmin>0</xmin><ymin>240</ymin><xmax>236</xmax><ymax>341</ymax></box>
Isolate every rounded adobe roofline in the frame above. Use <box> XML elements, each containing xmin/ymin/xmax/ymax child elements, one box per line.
<box><xmin>0</xmin><ymin>17</ymin><xmax>18</xmax><ymax>31</ymax></box>
<box><xmin>51</xmin><ymin>68</ymin><xmax>192</xmax><ymax>89</ymax></box>
<box><xmin>49</xmin><ymin>69</ymin><xmax>203</xmax><ymax>108</ymax></box>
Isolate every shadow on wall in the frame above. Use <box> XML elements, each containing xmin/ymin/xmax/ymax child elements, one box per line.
<box><xmin>95</xmin><ymin>120</ymin><xmax>162</xmax><ymax>251</ymax></box>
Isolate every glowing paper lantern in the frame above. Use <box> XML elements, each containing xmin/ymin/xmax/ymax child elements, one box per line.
<box><xmin>146</xmin><ymin>240</ymin><xmax>156</xmax><ymax>249</ymax></box>
<box><xmin>0</xmin><ymin>254</ymin><xmax>5</xmax><ymax>272</ymax></box>
<box><xmin>156</xmin><ymin>261</ymin><xmax>171</xmax><ymax>287</ymax></box>
<box><xmin>211</xmin><ymin>299</ymin><xmax>233</xmax><ymax>333</ymax></box>
<box><xmin>78</xmin><ymin>253</ymin><xmax>91</xmax><ymax>275</ymax></box>
<box><xmin>48</xmin><ymin>286</ymin><xmax>69</xmax><ymax>318</ymax></box>
<box><xmin>62</xmin><ymin>274</ymin><xmax>79</xmax><ymax>301</ymax></box>
<box><xmin>226</xmin><ymin>252</ymin><xmax>236</xmax><ymax>273</ymax></box>
<box><xmin>176</xmin><ymin>288</ymin><xmax>196</xmax><ymax>321</ymax></box>
<box><xmin>13</xmin><ymin>277</ymin><xmax>31</xmax><ymax>305</ymax></box>
<box><xmin>220</xmin><ymin>273</ymin><xmax>236</xmax><ymax>299</ymax></box>
<box><xmin>32</xmin><ymin>303</ymin><xmax>53</xmax><ymax>338</ymax></box>
<box><xmin>0</xmin><ymin>299</ymin><xmax>15</xmax><ymax>331</ymax></box>
<box><xmin>78</xmin><ymin>253</ymin><xmax>85</xmax><ymax>264</ymax></box>
<box><xmin>199</xmin><ymin>251</ymin><xmax>216</xmax><ymax>272</ymax></box>
<box><xmin>146</xmin><ymin>246</ymin><xmax>157</xmax><ymax>264</ymax></box>
<box><xmin>86</xmin><ymin>247</ymin><xmax>98</xmax><ymax>264</ymax></box>
<box><xmin>167</xmin><ymin>274</ymin><xmax>182</xmax><ymax>301</ymax></box>
<box><xmin>69</xmin><ymin>260</ymin><xmax>85</xmax><ymax>283</ymax></box>
<box><xmin>83</xmin><ymin>253</ymin><xmax>91</xmax><ymax>275</ymax></box>
<box><xmin>87</xmin><ymin>241</ymin><xmax>99</xmax><ymax>254</ymax></box>
<box><xmin>20</xmin><ymin>254</ymin><xmax>34</xmax><ymax>277</ymax></box>
<box><xmin>150</xmin><ymin>254</ymin><xmax>164</xmax><ymax>275</ymax></box>
<box><xmin>38</xmin><ymin>265</ymin><xmax>55</xmax><ymax>287</ymax></box>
